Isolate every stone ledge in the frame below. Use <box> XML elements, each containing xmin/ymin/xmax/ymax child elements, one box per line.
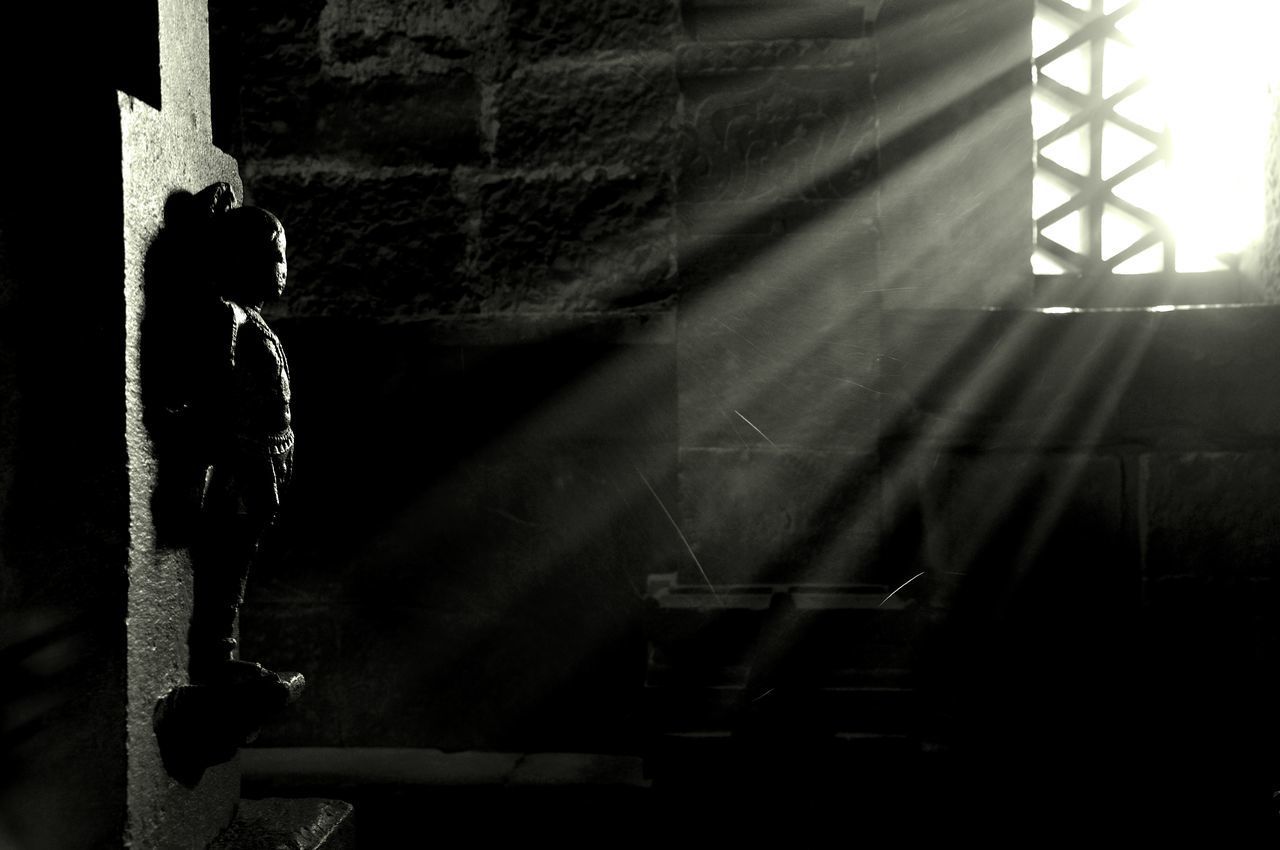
<box><xmin>241</xmin><ymin>748</ymin><xmax>649</xmax><ymax>790</ymax></box>
<box><xmin>491</xmin><ymin>56</ymin><xmax>678</xmax><ymax>169</ymax></box>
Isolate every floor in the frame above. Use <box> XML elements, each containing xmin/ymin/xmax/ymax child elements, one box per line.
<box><xmin>241</xmin><ymin>745</ymin><xmax>1280</xmax><ymax>843</ymax></box>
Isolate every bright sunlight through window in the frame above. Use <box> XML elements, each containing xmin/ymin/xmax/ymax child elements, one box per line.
<box><xmin>1032</xmin><ymin>0</ymin><xmax>1280</xmax><ymax>276</ymax></box>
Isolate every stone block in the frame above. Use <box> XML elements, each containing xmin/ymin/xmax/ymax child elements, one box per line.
<box><xmin>469</xmin><ymin>170</ymin><xmax>675</xmax><ymax>311</ymax></box>
<box><xmin>323</xmin><ymin>444</ymin><xmax>676</xmax><ymax>613</ymax></box>
<box><xmin>229</xmin><ymin>1</ymin><xmax>325</xmax><ymax>155</ymax></box>
<box><xmin>877</xmin><ymin>89</ymin><xmax>1033</xmax><ymax>308</ymax></box>
<box><xmin>245</xmin><ymin>168</ymin><xmax>470</xmax><ymax>317</ymax></box>
<box><xmin>677</xmin><ymin>227</ymin><xmax>881</xmax><ymax>450</ymax></box>
<box><xmin>894</xmin><ymin>449</ymin><xmax>1130</xmax><ymax>620</ymax></box>
<box><xmin>1117</xmin><ymin>307</ymin><xmax>1280</xmax><ymax>448</ymax></box>
<box><xmin>242</xmin><ymin>72</ymin><xmax>481</xmax><ymax>165</ymax></box>
<box><xmin>232</xmin><ymin>1</ymin><xmax>485</xmax><ymax>164</ymax></box>
<box><xmin>472</xmin><ymin>447</ymin><xmax>676</xmax><ymax>572</ymax></box>
<box><xmin>236</xmin><ymin>0</ymin><xmax>328</xmax><ymax>74</ymax></box>
<box><xmin>677</xmin><ymin>447</ymin><xmax>881</xmax><ymax>586</ymax></box>
<box><xmin>319</xmin><ymin>0</ymin><xmax>503</xmax><ymax>75</ymax></box>
<box><xmin>882</xmin><ymin>307</ymin><xmax>1280</xmax><ymax>451</ymax></box>
<box><xmin>453</xmin><ymin>338</ymin><xmax>678</xmax><ymax>449</ymax></box>
<box><xmin>908</xmin><ymin>456</ymin><xmax>1138</xmax><ymax>768</ymax></box>
<box><xmin>911</xmin><ymin>451</ymin><xmax>1136</xmax><ymax>711</ymax></box>
<box><xmin>876</xmin><ymin>0</ymin><xmax>1032</xmax><ymax>308</ymax></box>
<box><xmin>318</xmin><ymin>73</ymin><xmax>481</xmax><ymax>165</ymax></box>
<box><xmin>678</xmin><ymin>55</ymin><xmax>877</xmax><ymax>204</ymax></box>
<box><xmin>677</xmin><ymin>194</ymin><xmax>878</xmax><ymax>238</ymax></box>
<box><xmin>934</xmin><ymin>452</ymin><xmax>1127</xmax><ymax>583</ymax></box>
<box><xmin>507</xmin><ymin>0</ymin><xmax>680</xmax><ymax>58</ymax></box>
<box><xmin>250</xmin><ymin>317</ymin><xmax>679</xmax><ymax>597</ymax></box>
<box><xmin>492</xmin><ymin>57</ymin><xmax>679</xmax><ymax>169</ymax></box>
<box><xmin>876</xmin><ymin>0</ymin><xmax>1031</xmax><ymax>139</ymax></box>
<box><xmin>683</xmin><ymin>0</ymin><xmax>868</xmax><ymax>41</ymax></box>
<box><xmin>878</xmin><ymin>309</ymin><xmax>1154</xmax><ymax>449</ymax></box>
<box><xmin>675</xmin><ymin>38</ymin><xmax>871</xmax><ymax>75</ymax></box>
<box><xmin>680</xmin><ymin>78</ymin><xmax>880</xmax><ymax>206</ymax></box>
<box><xmin>1143</xmin><ymin>452</ymin><xmax>1280</xmax><ymax>582</ymax></box>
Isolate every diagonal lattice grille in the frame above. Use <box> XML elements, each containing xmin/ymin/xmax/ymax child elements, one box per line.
<box><xmin>1033</xmin><ymin>0</ymin><xmax>1173</xmax><ymax>275</ymax></box>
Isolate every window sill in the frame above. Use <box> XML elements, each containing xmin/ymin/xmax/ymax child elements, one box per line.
<box><xmin>1030</xmin><ymin>269</ymin><xmax>1267</xmax><ymax>310</ymax></box>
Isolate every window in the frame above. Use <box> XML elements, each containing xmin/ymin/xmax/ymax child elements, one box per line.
<box><xmin>1032</xmin><ymin>0</ymin><xmax>1278</xmax><ymax>281</ymax></box>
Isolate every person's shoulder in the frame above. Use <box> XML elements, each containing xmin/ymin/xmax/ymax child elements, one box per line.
<box><xmin>240</xmin><ymin>305</ymin><xmax>281</xmax><ymax>340</ymax></box>
<box><xmin>217</xmin><ymin>297</ymin><xmax>249</xmax><ymax>327</ymax></box>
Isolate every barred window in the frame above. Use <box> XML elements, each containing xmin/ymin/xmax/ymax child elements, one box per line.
<box><xmin>1032</xmin><ymin>0</ymin><xmax>1277</xmax><ymax>278</ymax></box>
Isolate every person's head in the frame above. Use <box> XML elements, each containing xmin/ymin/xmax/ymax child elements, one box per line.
<box><xmin>211</xmin><ymin>206</ymin><xmax>287</xmax><ymax>307</ymax></box>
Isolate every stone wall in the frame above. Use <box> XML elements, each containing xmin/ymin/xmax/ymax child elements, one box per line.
<box><xmin>219</xmin><ymin>2</ymin><xmax>1280</xmax><ymax>811</ymax></box>
<box><xmin>216</xmin><ymin>0</ymin><xmax>685</xmax><ymax>750</ymax></box>
<box><xmin>216</xmin><ymin>0</ymin><xmax>1037</xmax><ymax>753</ymax></box>
<box><xmin>672</xmin><ymin>0</ymin><xmax>1033</xmax><ymax>588</ymax></box>
<box><xmin>881</xmin><ymin>307</ymin><xmax>1280</xmax><ymax>785</ymax></box>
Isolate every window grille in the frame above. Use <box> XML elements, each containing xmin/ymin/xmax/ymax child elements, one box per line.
<box><xmin>1032</xmin><ymin>0</ymin><xmax>1174</xmax><ymax>277</ymax></box>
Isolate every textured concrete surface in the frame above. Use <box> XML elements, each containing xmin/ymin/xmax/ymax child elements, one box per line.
<box><xmin>677</xmin><ymin>447</ymin><xmax>882</xmax><ymax>585</ymax></box>
<box><xmin>210</xmin><ymin>798</ymin><xmax>354</xmax><ymax>849</ymax></box>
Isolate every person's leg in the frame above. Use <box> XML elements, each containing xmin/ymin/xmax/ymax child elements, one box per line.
<box><xmin>188</xmin><ymin>507</ymin><xmax>268</xmax><ymax>683</ymax></box>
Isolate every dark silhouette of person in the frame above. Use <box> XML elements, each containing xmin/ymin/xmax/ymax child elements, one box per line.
<box><xmin>186</xmin><ymin>184</ymin><xmax>294</xmax><ymax>685</ymax></box>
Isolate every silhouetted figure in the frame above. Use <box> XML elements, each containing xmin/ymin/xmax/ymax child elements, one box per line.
<box><xmin>186</xmin><ymin>182</ymin><xmax>295</xmax><ymax>685</ymax></box>
<box><xmin>151</xmin><ymin>182</ymin><xmax>303</xmax><ymax>786</ymax></box>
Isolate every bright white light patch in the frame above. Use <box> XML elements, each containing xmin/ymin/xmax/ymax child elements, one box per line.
<box><xmin>1033</xmin><ymin>1</ymin><xmax>1280</xmax><ymax>274</ymax></box>
<box><xmin>1130</xmin><ymin>0</ymin><xmax>1280</xmax><ymax>271</ymax></box>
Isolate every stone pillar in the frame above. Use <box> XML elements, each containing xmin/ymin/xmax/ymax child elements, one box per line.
<box><xmin>1</xmin><ymin>2</ymin><xmax>345</xmax><ymax>847</ymax></box>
